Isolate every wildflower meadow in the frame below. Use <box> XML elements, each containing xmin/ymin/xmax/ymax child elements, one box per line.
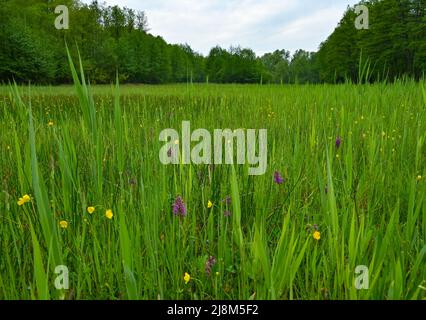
<box><xmin>0</xmin><ymin>51</ymin><xmax>425</xmax><ymax>300</ymax></box>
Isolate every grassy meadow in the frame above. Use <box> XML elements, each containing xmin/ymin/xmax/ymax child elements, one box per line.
<box><xmin>0</xmin><ymin>69</ymin><xmax>426</xmax><ymax>299</ymax></box>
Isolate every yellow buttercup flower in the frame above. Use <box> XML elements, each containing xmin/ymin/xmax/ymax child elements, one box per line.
<box><xmin>48</xmin><ymin>120</ymin><xmax>54</xmax><ymax>126</ymax></box>
<box><xmin>59</xmin><ymin>220</ymin><xmax>68</xmax><ymax>229</ymax></box>
<box><xmin>105</xmin><ymin>209</ymin><xmax>113</xmax><ymax>219</ymax></box>
<box><xmin>313</xmin><ymin>231</ymin><xmax>321</xmax><ymax>241</ymax></box>
<box><xmin>87</xmin><ymin>206</ymin><xmax>95</xmax><ymax>214</ymax></box>
<box><xmin>207</xmin><ymin>200</ymin><xmax>213</xmax><ymax>209</ymax></box>
<box><xmin>184</xmin><ymin>272</ymin><xmax>191</xmax><ymax>284</ymax></box>
<box><xmin>416</xmin><ymin>175</ymin><xmax>422</xmax><ymax>181</ymax></box>
<box><xmin>17</xmin><ymin>194</ymin><xmax>31</xmax><ymax>206</ymax></box>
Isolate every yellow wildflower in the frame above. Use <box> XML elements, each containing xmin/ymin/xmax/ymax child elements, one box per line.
<box><xmin>416</xmin><ymin>175</ymin><xmax>422</xmax><ymax>181</ymax></box>
<box><xmin>313</xmin><ymin>231</ymin><xmax>321</xmax><ymax>241</ymax></box>
<box><xmin>207</xmin><ymin>200</ymin><xmax>213</xmax><ymax>209</ymax></box>
<box><xmin>105</xmin><ymin>209</ymin><xmax>113</xmax><ymax>219</ymax></box>
<box><xmin>184</xmin><ymin>272</ymin><xmax>191</xmax><ymax>284</ymax></box>
<box><xmin>17</xmin><ymin>194</ymin><xmax>31</xmax><ymax>206</ymax></box>
<box><xmin>48</xmin><ymin>120</ymin><xmax>54</xmax><ymax>126</ymax></box>
<box><xmin>87</xmin><ymin>206</ymin><xmax>95</xmax><ymax>214</ymax></box>
<box><xmin>59</xmin><ymin>220</ymin><xmax>68</xmax><ymax>229</ymax></box>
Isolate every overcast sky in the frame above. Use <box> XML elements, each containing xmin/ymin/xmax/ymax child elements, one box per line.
<box><xmin>80</xmin><ymin>0</ymin><xmax>361</xmax><ymax>56</ymax></box>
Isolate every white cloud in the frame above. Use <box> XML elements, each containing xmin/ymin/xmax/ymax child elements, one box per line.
<box><xmin>80</xmin><ymin>0</ymin><xmax>360</xmax><ymax>55</ymax></box>
<box><xmin>259</xmin><ymin>6</ymin><xmax>349</xmax><ymax>54</ymax></box>
<box><xmin>143</xmin><ymin>0</ymin><xmax>297</xmax><ymax>51</ymax></box>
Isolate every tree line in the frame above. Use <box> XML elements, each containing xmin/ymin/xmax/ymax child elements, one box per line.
<box><xmin>317</xmin><ymin>0</ymin><xmax>425</xmax><ymax>82</ymax></box>
<box><xmin>0</xmin><ymin>0</ymin><xmax>424</xmax><ymax>85</ymax></box>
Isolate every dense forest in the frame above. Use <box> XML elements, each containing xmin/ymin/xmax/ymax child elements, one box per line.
<box><xmin>0</xmin><ymin>0</ymin><xmax>424</xmax><ymax>84</ymax></box>
<box><xmin>318</xmin><ymin>0</ymin><xmax>426</xmax><ymax>82</ymax></box>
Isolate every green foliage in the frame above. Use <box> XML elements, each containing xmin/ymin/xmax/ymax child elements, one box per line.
<box><xmin>1</xmin><ymin>80</ymin><xmax>425</xmax><ymax>299</ymax></box>
<box><xmin>0</xmin><ymin>0</ymin><xmax>205</xmax><ymax>84</ymax></box>
<box><xmin>1</xmin><ymin>0</ymin><xmax>424</xmax><ymax>84</ymax></box>
<box><xmin>317</xmin><ymin>0</ymin><xmax>426</xmax><ymax>83</ymax></box>
<box><xmin>206</xmin><ymin>46</ymin><xmax>263</xmax><ymax>83</ymax></box>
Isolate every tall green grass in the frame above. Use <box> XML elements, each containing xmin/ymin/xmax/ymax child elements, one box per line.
<box><xmin>0</xmin><ymin>64</ymin><xmax>425</xmax><ymax>299</ymax></box>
